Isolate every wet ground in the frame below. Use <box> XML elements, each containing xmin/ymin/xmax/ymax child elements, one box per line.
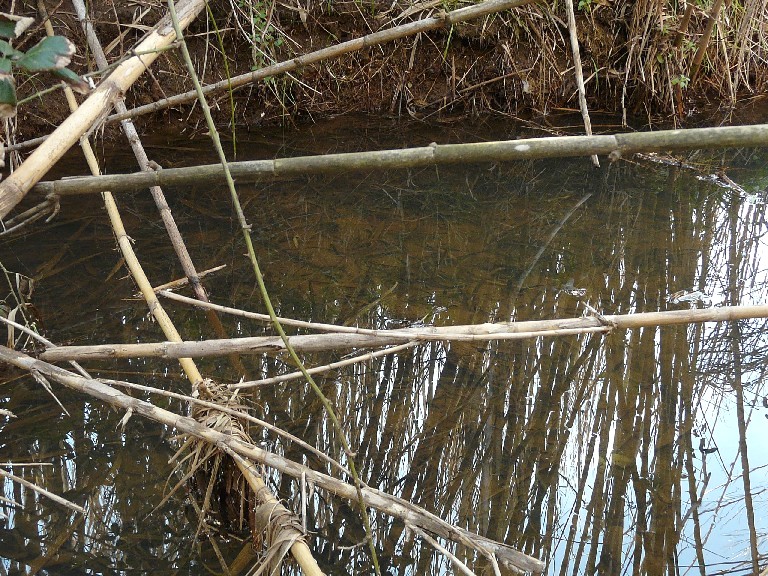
<box><xmin>1</xmin><ymin>114</ymin><xmax>767</xmax><ymax>574</ymax></box>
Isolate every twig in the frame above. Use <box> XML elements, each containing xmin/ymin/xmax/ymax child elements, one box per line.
<box><xmin>0</xmin><ymin>467</ymin><xmax>84</xmax><ymax>514</ymax></box>
<box><xmin>407</xmin><ymin>523</ymin><xmax>478</xmax><ymax>576</ymax></box>
<box><xmin>564</xmin><ymin>0</ymin><xmax>598</xmax><ymax>167</ymax></box>
<box><xmin>149</xmin><ymin>265</ymin><xmax>227</xmax><ymax>293</ymax></box>
<box><xmin>689</xmin><ymin>0</ymin><xmax>725</xmax><ymax>83</ymax></box>
<box><xmin>39</xmin><ymin>326</ymin><xmax>613</xmax><ymax>361</ymax></box>
<box><xmin>0</xmin><ymin>194</ymin><xmax>59</xmax><ymax>236</ymax></box>
<box><xmin>233</xmin><ymin>341</ymin><xmax>419</xmax><ymax>389</ymax></box>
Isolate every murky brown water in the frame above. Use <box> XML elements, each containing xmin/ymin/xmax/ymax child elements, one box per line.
<box><xmin>1</xmin><ymin>115</ymin><xmax>767</xmax><ymax>574</ymax></box>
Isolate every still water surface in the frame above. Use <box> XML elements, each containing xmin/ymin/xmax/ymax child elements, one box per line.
<box><xmin>1</xmin><ymin>115</ymin><xmax>767</xmax><ymax>574</ymax></box>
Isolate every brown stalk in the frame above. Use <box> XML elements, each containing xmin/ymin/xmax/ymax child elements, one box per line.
<box><xmin>689</xmin><ymin>0</ymin><xmax>725</xmax><ymax>84</ymax></box>
<box><xmin>0</xmin><ymin>345</ymin><xmax>546</xmax><ymax>575</ymax></box>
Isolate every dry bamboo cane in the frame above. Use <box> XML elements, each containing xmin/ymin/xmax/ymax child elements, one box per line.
<box><xmin>70</xmin><ymin>0</ymin><xmax>247</xmax><ymax>380</ymax></box>
<box><xmin>0</xmin><ymin>345</ymin><xmax>546</xmax><ymax>575</ymax></box>
<box><xmin>105</xmin><ymin>0</ymin><xmax>534</xmax><ymax>125</ymax></box>
<box><xmin>41</xmin><ymin>3</ymin><xmax>318</xmax><ymax>572</ymax></box>
<box><xmin>29</xmin><ymin>123</ymin><xmax>768</xmax><ymax>197</ymax></box>
<box><xmin>0</xmin><ymin>0</ymin><xmax>207</xmax><ymax>219</ymax></box>
<box><xmin>38</xmin><ymin>303</ymin><xmax>768</xmax><ymax>363</ymax></box>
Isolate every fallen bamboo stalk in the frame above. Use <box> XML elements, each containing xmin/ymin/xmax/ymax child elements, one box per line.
<box><xmin>38</xmin><ymin>303</ymin><xmax>768</xmax><ymax>363</ymax></box>
<box><xmin>0</xmin><ymin>0</ymin><xmax>207</xmax><ymax>219</ymax></box>
<box><xmin>38</xmin><ymin>327</ymin><xmax>607</xmax><ymax>361</ymax></box>
<box><xmin>29</xmin><ymin>123</ymin><xmax>768</xmax><ymax>197</ymax></box>
<box><xmin>105</xmin><ymin>0</ymin><xmax>534</xmax><ymax>125</ymax></box>
<box><xmin>0</xmin><ymin>345</ymin><xmax>545</xmax><ymax>575</ymax></box>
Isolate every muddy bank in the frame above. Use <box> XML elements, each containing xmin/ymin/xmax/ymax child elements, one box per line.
<box><xmin>8</xmin><ymin>0</ymin><xmax>768</xmax><ymax>140</ymax></box>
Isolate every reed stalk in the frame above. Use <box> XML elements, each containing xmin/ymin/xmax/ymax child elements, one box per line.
<box><xmin>563</xmin><ymin>0</ymin><xmax>598</xmax><ymax>167</ymax></box>
<box><xmin>38</xmin><ymin>303</ymin><xmax>768</xmax><ymax>363</ymax></box>
<box><xmin>29</xmin><ymin>123</ymin><xmax>768</xmax><ymax>197</ymax></box>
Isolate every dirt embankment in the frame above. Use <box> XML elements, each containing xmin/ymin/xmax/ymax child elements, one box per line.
<box><xmin>9</xmin><ymin>0</ymin><xmax>768</xmax><ymax>140</ymax></box>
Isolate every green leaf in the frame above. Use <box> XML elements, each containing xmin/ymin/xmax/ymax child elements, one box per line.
<box><xmin>52</xmin><ymin>67</ymin><xmax>90</xmax><ymax>94</ymax></box>
<box><xmin>16</xmin><ymin>36</ymin><xmax>75</xmax><ymax>71</ymax></box>
<box><xmin>0</xmin><ymin>75</ymin><xmax>17</xmax><ymax>118</ymax></box>
<box><xmin>0</xmin><ymin>13</ymin><xmax>34</xmax><ymax>40</ymax></box>
<box><xmin>0</xmin><ymin>39</ymin><xmax>22</xmax><ymax>59</ymax></box>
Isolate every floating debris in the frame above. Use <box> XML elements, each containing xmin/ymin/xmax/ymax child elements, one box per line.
<box><xmin>666</xmin><ymin>289</ymin><xmax>712</xmax><ymax>307</ymax></box>
<box><xmin>560</xmin><ymin>279</ymin><xmax>587</xmax><ymax>297</ymax></box>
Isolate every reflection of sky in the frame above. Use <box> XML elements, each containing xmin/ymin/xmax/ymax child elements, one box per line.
<box><xmin>687</xmin><ymin>198</ymin><xmax>768</xmax><ymax>571</ymax></box>
<box><xmin>546</xmin><ymin>185</ymin><xmax>768</xmax><ymax>574</ymax></box>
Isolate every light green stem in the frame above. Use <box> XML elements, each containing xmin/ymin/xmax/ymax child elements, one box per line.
<box><xmin>165</xmin><ymin>2</ymin><xmax>381</xmax><ymax>573</ymax></box>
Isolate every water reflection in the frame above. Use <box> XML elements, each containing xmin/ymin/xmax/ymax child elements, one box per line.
<box><xmin>1</xmin><ymin>116</ymin><xmax>767</xmax><ymax>574</ymax></box>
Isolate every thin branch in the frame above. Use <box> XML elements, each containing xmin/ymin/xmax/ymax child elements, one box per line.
<box><xmin>235</xmin><ymin>341</ymin><xmax>419</xmax><ymax>389</ymax></box>
<box><xmin>0</xmin><ymin>467</ymin><xmax>85</xmax><ymax>514</ymax></box>
<box><xmin>407</xmin><ymin>523</ymin><xmax>478</xmax><ymax>576</ymax></box>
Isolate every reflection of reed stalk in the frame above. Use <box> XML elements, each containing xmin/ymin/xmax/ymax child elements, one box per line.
<box><xmin>165</xmin><ymin>1</ymin><xmax>372</xmax><ymax>572</ymax></box>
<box><xmin>726</xmin><ymin>198</ymin><xmax>760</xmax><ymax>574</ymax></box>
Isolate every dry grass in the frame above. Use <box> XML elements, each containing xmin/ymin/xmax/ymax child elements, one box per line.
<box><xmin>8</xmin><ymin>1</ymin><xmax>768</xmax><ymax>144</ymax></box>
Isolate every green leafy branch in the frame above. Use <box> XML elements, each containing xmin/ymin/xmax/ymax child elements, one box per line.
<box><xmin>0</xmin><ymin>12</ymin><xmax>89</xmax><ymax>118</ymax></box>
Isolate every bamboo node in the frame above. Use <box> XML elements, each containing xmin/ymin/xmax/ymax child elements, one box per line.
<box><xmin>583</xmin><ymin>303</ymin><xmax>616</xmax><ymax>329</ymax></box>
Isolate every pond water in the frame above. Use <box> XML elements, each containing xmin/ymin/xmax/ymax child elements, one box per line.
<box><xmin>1</xmin><ymin>114</ymin><xmax>767</xmax><ymax>575</ymax></box>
